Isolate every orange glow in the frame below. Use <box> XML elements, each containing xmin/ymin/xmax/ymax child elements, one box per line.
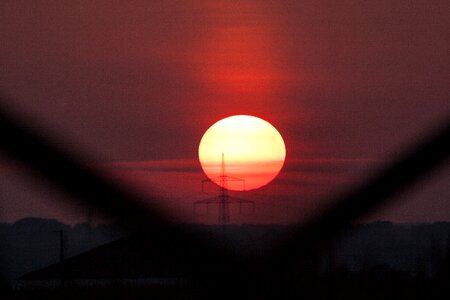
<box><xmin>198</xmin><ymin>115</ymin><xmax>286</xmax><ymax>191</ymax></box>
<box><xmin>193</xmin><ymin>1</ymin><xmax>283</xmax><ymax>98</ymax></box>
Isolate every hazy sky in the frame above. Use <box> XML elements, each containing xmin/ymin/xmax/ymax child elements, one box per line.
<box><xmin>0</xmin><ymin>1</ymin><xmax>449</xmax><ymax>224</ymax></box>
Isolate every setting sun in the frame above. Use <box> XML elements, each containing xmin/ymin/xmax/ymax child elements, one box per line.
<box><xmin>198</xmin><ymin>115</ymin><xmax>286</xmax><ymax>191</ymax></box>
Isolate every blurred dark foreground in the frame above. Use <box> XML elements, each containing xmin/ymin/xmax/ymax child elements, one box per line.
<box><xmin>2</xmin><ymin>221</ymin><xmax>450</xmax><ymax>299</ymax></box>
<box><xmin>3</xmin><ymin>273</ymin><xmax>450</xmax><ymax>300</ymax></box>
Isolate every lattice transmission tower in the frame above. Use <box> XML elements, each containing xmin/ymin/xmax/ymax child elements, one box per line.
<box><xmin>194</xmin><ymin>153</ymin><xmax>255</xmax><ymax>225</ymax></box>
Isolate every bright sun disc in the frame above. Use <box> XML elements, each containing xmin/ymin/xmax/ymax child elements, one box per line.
<box><xmin>198</xmin><ymin>115</ymin><xmax>286</xmax><ymax>191</ymax></box>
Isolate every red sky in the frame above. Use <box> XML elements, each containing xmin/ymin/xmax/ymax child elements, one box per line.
<box><xmin>0</xmin><ymin>0</ymin><xmax>449</xmax><ymax>224</ymax></box>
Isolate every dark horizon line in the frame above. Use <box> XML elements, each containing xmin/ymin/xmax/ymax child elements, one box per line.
<box><xmin>2</xmin><ymin>216</ymin><xmax>450</xmax><ymax>227</ymax></box>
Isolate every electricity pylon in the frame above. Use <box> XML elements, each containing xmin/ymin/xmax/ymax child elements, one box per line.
<box><xmin>194</xmin><ymin>153</ymin><xmax>255</xmax><ymax>225</ymax></box>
